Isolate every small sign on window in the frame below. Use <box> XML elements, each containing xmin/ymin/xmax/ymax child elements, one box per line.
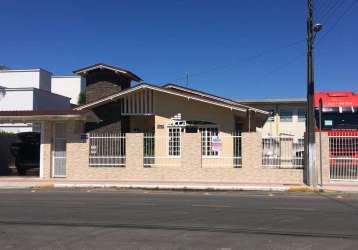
<box><xmin>324</xmin><ymin>120</ymin><xmax>333</xmax><ymax>126</ymax></box>
<box><xmin>211</xmin><ymin>136</ymin><xmax>222</xmax><ymax>152</ymax></box>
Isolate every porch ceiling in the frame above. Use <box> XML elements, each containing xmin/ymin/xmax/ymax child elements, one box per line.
<box><xmin>0</xmin><ymin>110</ymin><xmax>99</xmax><ymax>123</ymax></box>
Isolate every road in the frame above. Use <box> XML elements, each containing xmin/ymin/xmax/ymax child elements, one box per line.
<box><xmin>0</xmin><ymin>189</ymin><xmax>358</xmax><ymax>249</ymax></box>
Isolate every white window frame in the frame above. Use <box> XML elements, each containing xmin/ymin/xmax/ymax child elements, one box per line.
<box><xmin>168</xmin><ymin>126</ymin><xmax>181</xmax><ymax>157</ymax></box>
<box><xmin>199</xmin><ymin>126</ymin><xmax>220</xmax><ymax>157</ymax></box>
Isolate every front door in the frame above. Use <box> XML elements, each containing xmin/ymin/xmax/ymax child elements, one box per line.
<box><xmin>52</xmin><ymin>123</ymin><xmax>66</xmax><ymax>177</ymax></box>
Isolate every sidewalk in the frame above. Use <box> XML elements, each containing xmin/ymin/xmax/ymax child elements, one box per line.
<box><xmin>0</xmin><ymin>177</ymin><xmax>357</xmax><ymax>192</ymax></box>
<box><xmin>0</xmin><ymin>177</ymin><xmax>308</xmax><ymax>192</ymax></box>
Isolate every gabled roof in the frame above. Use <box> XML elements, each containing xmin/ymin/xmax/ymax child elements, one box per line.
<box><xmin>75</xmin><ymin>83</ymin><xmax>269</xmax><ymax>115</ymax></box>
<box><xmin>73</xmin><ymin>63</ymin><xmax>142</xmax><ymax>82</ymax></box>
<box><xmin>163</xmin><ymin>83</ymin><xmax>270</xmax><ymax>114</ymax></box>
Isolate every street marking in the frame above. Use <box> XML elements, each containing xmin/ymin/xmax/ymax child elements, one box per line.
<box><xmin>272</xmin><ymin>207</ymin><xmax>316</xmax><ymax>212</ymax></box>
<box><xmin>192</xmin><ymin>204</ymin><xmax>231</xmax><ymax>208</ymax></box>
<box><xmin>336</xmin><ymin>195</ymin><xmax>343</xmax><ymax>199</ymax></box>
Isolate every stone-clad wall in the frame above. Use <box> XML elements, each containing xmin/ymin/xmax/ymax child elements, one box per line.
<box><xmin>62</xmin><ymin>129</ymin><xmax>304</xmax><ymax>184</ymax></box>
<box><xmin>315</xmin><ymin>132</ymin><xmax>330</xmax><ymax>185</ymax></box>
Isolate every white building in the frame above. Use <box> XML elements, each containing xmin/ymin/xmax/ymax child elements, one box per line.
<box><xmin>51</xmin><ymin>75</ymin><xmax>85</xmax><ymax>105</ymax></box>
<box><xmin>0</xmin><ymin>68</ymin><xmax>78</xmax><ymax>132</ymax></box>
<box><xmin>237</xmin><ymin>98</ymin><xmax>306</xmax><ymax>138</ymax></box>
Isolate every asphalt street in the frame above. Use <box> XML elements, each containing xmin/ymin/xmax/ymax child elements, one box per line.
<box><xmin>0</xmin><ymin>189</ymin><xmax>358</xmax><ymax>249</ymax></box>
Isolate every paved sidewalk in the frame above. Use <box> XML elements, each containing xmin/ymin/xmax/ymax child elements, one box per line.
<box><xmin>0</xmin><ymin>177</ymin><xmax>357</xmax><ymax>192</ymax></box>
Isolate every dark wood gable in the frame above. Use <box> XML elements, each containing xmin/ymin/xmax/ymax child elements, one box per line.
<box><xmin>84</xmin><ymin>68</ymin><xmax>131</xmax><ymax>104</ymax></box>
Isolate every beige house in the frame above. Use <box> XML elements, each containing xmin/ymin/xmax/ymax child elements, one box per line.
<box><xmin>0</xmin><ymin>82</ymin><xmax>313</xmax><ymax>185</ymax></box>
<box><xmin>1</xmin><ymin>64</ymin><xmax>353</xmax><ymax>186</ymax></box>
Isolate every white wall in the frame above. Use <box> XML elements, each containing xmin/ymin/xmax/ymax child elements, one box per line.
<box><xmin>51</xmin><ymin>76</ymin><xmax>85</xmax><ymax>104</ymax></box>
<box><xmin>0</xmin><ymin>88</ymin><xmax>34</xmax><ymax>111</ymax></box>
<box><xmin>244</xmin><ymin>103</ymin><xmax>306</xmax><ymax>138</ymax></box>
<box><xmin>0</xmin><ymin>69</ymin><xmax>52</xmax><ymax>91</ymax></box>
<box><xmin>0</xmin><ymin>88</ymin><xmax>70</xmax><ymax>111</ymax></box>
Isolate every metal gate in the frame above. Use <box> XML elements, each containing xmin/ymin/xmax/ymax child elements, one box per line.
<box><xmin>52</xmin><ymin>123</ymin><xmax>66</xmax><ymax>177</ymax></box>
<box><xmin>329</xmin><ymin>134</ymin><xmax>358</xmax><ymax>181</ymax></box>
<box><xmin>262</xmin><ymin>136</ymin><xmax>304</xmax><ymax>168</ymax></box>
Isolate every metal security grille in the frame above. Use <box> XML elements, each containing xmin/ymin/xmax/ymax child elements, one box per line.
<box><xmin>53</xmin><ymin>123</ymin><xmax>66</xmax><ymax>177</ymax></box>
<box><xmin>89</xmin><ymin>133</ymin><xmax>126</xmax><ymax>167</ymax></box>
<box><xmin>233</xmin><ymin>132</ymin><xmax>242</xmax><ymax>168</ymax></box>
<box><xmin>168</xmin><ymin>127</ymin><xmax>181</xmax><ymax>156</ymax></box>
<box><xmin>329</xmin><ymin>134</ymin><xmax>358</xmax><ymax>181</ymax></box>
<box><xmin>144</xmin><ymin>133</ymin><xmax>155</xmax><ymax>167</ymax></box>
<box><xmin>262</xmin><ymin>136</ymin><xmax>304</xmax><ymax>168</ymax></box>
<box><xmin>143</xmin><ymin>133</ymin><xmax>181</xmax><ymax>168</ymax></box>
<box><xmin>200</xmin><ymin>127</ymin><xmax>219</xmax><ymax>156</ymax></box>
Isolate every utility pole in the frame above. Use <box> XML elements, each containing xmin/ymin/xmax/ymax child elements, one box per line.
<box><xmin>306</xmin><ymin>0</ymin><xmax>317</xmax><ymax>187</ymax></box>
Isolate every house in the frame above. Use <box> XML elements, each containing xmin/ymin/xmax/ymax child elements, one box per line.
<box><xmin>0</xmin><ymin>63</ymin><xmax>314</xmax><ymax>185</ymax></box>
<box><xmin>0</xmin><ymin>68</ymin><xmax>71</xmax><ymax>132</ymax></box>
<box><xmin>0</xmin><ymin>63</ymin><xmax>345</xmax><ymax>186</ymax></box>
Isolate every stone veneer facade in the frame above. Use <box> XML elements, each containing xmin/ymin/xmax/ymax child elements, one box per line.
<box><xmin>40</xmin><ymin>120</ymin><xmax>323</xmax><ymax>184</ymax></box>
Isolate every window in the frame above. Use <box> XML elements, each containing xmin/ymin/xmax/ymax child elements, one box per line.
<box><xmin>268</xmin><ymin>110</ymin><xmax>275</xmax><ymax>122</ymax></box>
<box><xmin>168</xmin><ymin>127</ymin><xmax>181</xmax><ymax>156</ymax></box>
<box><xmin>298</xmin><ymin>109</ymin><xmax>306</xmax><ymax>122</ymax></box>
<box><xmin>279</xmin><ymin>110</ymin><xmax>293</xmax><ymax>122</ymax></box>
<box><xmin>199</xmin><ymin>127</ymin><xmax>219</xmax><ymax>156</ymax></box>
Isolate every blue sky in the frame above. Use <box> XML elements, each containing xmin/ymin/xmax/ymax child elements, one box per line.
<box><xmin>0</xmin><ymin>0</ymin><xmax>357</xmax><ymax>99</ymax></box>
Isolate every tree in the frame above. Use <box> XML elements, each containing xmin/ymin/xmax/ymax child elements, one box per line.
<box><xmin>78</xmin><ymin>91</ymin><xmax>86</xmax><ymax>105</ymax></box>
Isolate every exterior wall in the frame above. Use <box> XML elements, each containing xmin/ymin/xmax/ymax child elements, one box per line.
<box><xmin>0</xmin><ymin>88</ymin><xmax>70</xmax><ymax>112</ymax></box>
<box><xmin>0</xmin><ymin>69</ymin><xmax>52</xmax><ymax>91</ymax></box>
<box><xmin>0</xmin><ymin>88</ymin><xmax>34</xmax><ymax>111</ymax></box>
<box><xmin>41</xmin><ymin>121</ymin><xmax>53</xmax><ymax>179</ymax></box>
<box><xmin>154</xmin><ymin>91</ymin><xmax>240</xmax><ymax>135</ymax></box>
<box><xmin>83</xmin><ymin>69</ymin><xmax>131</xmax><ymax>104</ymax></box>
<box><xmin>0</xmin><ymin>88</ymin><xmax>70</xmax><ymax>133</ymax></box>
<box><xmin>315</xmin><ymin>132</ymin><xmax>331</xmax><ymax>185</ymax></box>
<box><xmin>51</xmin><ymin>76</ymin><xmax>85</xmax><ymax>104</ymax></box>
<box><xmin>244</xmin><ymin>103</ymin><xmax>306</xmax><ymax>138</ymax></box>
<box><xmin>56</xmin><ymin>124</ymin><xmax>304</xmax><ymax>184</ymax></box>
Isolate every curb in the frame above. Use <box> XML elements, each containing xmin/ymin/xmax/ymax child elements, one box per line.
<box><xmin>53</xmin><ymin>183</ymin><xmax>290</xmax><ymax>192</ymax></box>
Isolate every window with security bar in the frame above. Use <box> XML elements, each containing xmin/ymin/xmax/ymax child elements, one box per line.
<box><xmin>199</xmin><ymin>127</ymin><xmax>219</xmax><ymax>156</ymax></box>
<box><xmin>89</xmin><ymin>133</ymin><xmax>126</xmax><ymax>167</ymax></box>
<box><xmin>168</xmin><ymin>127</ymin><xmax>181</xmax><ymax>156</ymax></box>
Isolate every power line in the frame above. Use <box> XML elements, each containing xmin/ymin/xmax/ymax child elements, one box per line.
<box><xmin>316</xmin><ymin>0</ymin><xmax>344</xmax><ymax>22</ymax></box>
<box><xmin>316</xmin><ymin>0</ymin><xmax>358</xmax><ymax>45</ymax></box>
<box><xmin>320</xmin><ymin>0</ymin><xmax>345</xmax><ymax>24</ymax></box>
<box><xmin>161</xmin><ymin>39</ymin><xmax>305</xmax><ymax>84</ymax></box>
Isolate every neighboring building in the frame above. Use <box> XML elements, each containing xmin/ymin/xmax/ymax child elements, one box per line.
<box><xmin>51</xmin><ymin>75</ymin><xmax>85</xmax><ymax>105</ymax></box>
<box><xmin>0</xmin><ymin>68</ymin><xmax>71</xmax><ymax>132</ymax></box>
<box><xmin>237</xmin><ymin>98</ymin><xmax>306</xmax><ymax>138</ymax></box>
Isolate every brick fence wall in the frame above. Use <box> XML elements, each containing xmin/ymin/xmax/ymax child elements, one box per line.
<box><xmin>60</xmin><ymin>127</ymin><xmax>304</xmax><ymax>184</ymax></box>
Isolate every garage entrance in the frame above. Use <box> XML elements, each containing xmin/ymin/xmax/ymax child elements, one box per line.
<box><xmin>0</xmin><ymin>128</ymin><xmax>40</xmax><ymax>177</ymax></box>
<box><xmin>0</xmin><ymin>110</ymin><xmax>98</xmax><ymax>179</ymax></box>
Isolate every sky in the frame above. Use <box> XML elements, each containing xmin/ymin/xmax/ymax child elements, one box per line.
<box><xmin>0</xmin><ymin>0</ymin><xmax>357</xmax><ymax>99</ymax></box>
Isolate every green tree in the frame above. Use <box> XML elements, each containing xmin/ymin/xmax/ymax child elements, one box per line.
<box><xmin>78</xmin><ymin>91</ymin><xmax>86</xmax><ymax>105</ymax></box>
